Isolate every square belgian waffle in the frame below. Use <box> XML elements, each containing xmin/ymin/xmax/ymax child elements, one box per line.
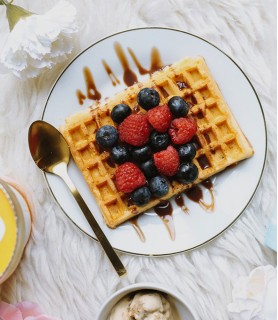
<box><xmin>61</xmin><ymin>57</ymin><xmax>254</xmax><ymax>228</ymax></box>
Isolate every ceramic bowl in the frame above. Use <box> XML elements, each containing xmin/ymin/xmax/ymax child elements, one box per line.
<box><xmin>96</xmin><ymin>282</ymin><xmax>197</xmax><ymax>319</ymax></box>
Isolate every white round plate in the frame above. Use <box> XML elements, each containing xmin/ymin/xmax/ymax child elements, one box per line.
<box><xmin>42</xmin><ymin>27</ymin><xmax>266</xmax><ymax>256</ymax></box>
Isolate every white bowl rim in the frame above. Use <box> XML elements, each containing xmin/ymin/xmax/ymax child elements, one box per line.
<box><xmin>96</xmin><ymin>282</ymin><xmax>198</xmax><ymax>319</ymax></box>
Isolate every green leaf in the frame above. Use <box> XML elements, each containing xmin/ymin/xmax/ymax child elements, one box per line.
<box><xmin>5</xmin><ymin>3</ymin><xmax>33</xmax><ymax>30</ymax></box>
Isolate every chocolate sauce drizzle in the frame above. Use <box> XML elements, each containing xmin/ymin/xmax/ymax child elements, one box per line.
<box><xmin>127</xmin><ymin>48</ymin><xmax>149</xmax><ymax>75</ymax></box>
<box><xmin>174</xmin><ymin>194</ymin><xmax>189</xmax><ymax>213</ymax></box>
<box><xmin>154</xmin><ymin>201</ymin><xmax>175</xmax><ymax>241</ymax></box>
<box><xmin>149</xmin><ymin>47</ymin><xmax>164</xmax><ymax>73</ymax></box>
<box><xmin>76</xmin><ymin>89</ymin><xmax>86</xmax><ymax>105</ymax></box>
<box><xmin>114</xmin><ymin>42</ymin><xmax>138</xmax><ymax>86</ymax></box>
<box><xmin>130</xmin><ymin>217</ymin><xmax>146</xmax><ymax>242</ymax></box>
<box><xmin>102</xmin><ymin>59</ymin><xmax>120</xmax><ymax>86</ymax></box>
<box><xmin>185</xmin><ymin>178</ymin><xmax>215</xmax><ymax>212</ymax></box>
<box><xmin>130</xmin><ymin>178</ymin><xmax>215</xmax><ymax>242</ymax></box>
<box><xmin>191</xmin><ymin>136</ymin><xmax>201</xmax><ymax>150</ymax></box>
<box><xmin>76</xmin><ymin>43</ymin><xmax>165</xmax><ymax>104</ymax></box>
<box><xmin>128</xmin><ymin>47</ymin><xmax>163</xmax><ymax>75</ymax></box>
<box><xmin>84</xmin><ymin>67</ymin><xmax>101</xmax><ymax>100</ymax></box>
<box><xmin>201</xmin><ymin>178</ymin><xmax>215</xmax><ymax>211</ymax></box>
<box><xmin>197</xmin><ymin>154</ymin><xmax>211</xmax><ymax>169</ymax></box>
<box><xmin>75</xmin><ymin>67</ymin><xmax>102</xmax><ymax>104</ymax></box>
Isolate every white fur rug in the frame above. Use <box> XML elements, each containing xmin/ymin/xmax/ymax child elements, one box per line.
<box><xmin>0</xmin><ymin>1</ymin><xmax>276</xmax><ymax>319</ymax></box>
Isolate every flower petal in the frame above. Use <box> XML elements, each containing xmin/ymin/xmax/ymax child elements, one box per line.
<box><xmin>15</xmin><ymin>301</ymin><xmax>42</xmax><ymax>318</ymax></box>
<box><xmin>0</xmin><ymin>301</ymin><xmax>23</xmax><ymax>320</ymax></box>
<box><xmin>26</xmin><ymin>315</ymin><xmax>60</xmax><ymax>320</ymax></box>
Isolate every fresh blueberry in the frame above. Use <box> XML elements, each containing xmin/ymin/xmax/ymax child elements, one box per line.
<box><xmin>111</xmin><ymin>104</ymin><xmax>132</xmax><ymax>124</ymax></box>
<box><xmin>178</xmin><ymin>143</ymin><xmax>196</xmax><ymax>162</ymax></box>
<box><xmin>111</xmin><ymin>145</ymin><xmax>130</xmax><ymax>164</ymax></box>
<box><xmin>150</xmin><ymin>131</ymin><xmax>170</xmax><ymax>151</ymax></box>
<box><xmin>137</xmin><ymin>88</ymin><xmax>160</xmax><ymax>110</ymax></box>
<box><xmin>176</xmin><ymin>163</ymin><xmax>198</xmax><ymax>184</ymax></box>
<box><xmin>149</xmin><ymin>176</ymin><xmax>169</xmax><ymax>197</ymax></box>
<box><xmin>140</xmin><ymin>159</ymin><xmax>158</xmax><ymax>179</ymax></box>
<box><xmin>168</xmin><ymin>96</ymin><xmax>189</xmax><ymax>117</ymax></box>
<box><xmin>131</xmin><ymin>186</ymin><xmax>151</xmax><ymax>206</ymax></box>
<box><xmin>96</xmin><ymin>125</ymin><xmax>118</xmax><ymax>148</ymax></box>
<box><xmin>132</xmin><ymin>145</ymin><xmax>152</xmax><ymax>162</ymax></box>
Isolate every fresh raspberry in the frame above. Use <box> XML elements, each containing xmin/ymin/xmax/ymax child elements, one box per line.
<box><xmin>153</xmin><ymin>146</ymin><xmax>180</xmax><ymax>176</ymax></box>
<box><xmin>118</xmin><ymin>114</ymin><xmax>151</xmax><ymax>146</ymax></box>
<box><xmin>147</xmin><ymin>104</ymin><xmax>172</xmax><ymax>132</ymax></box>
<box><xmin>168</xmin><ymin>118</ymin><xmax>197</xmax><ymax>145</ymax></box>
<box><xmin>115</xmin><ymin>162</ymin><xmax>146</xmax><ymax>193</ymax></box>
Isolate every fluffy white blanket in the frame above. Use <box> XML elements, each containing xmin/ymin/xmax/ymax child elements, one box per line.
<box><xmin>0</xmin><ymin>0</ymin><xmax>276</xmax><ymax>319</ymax></box>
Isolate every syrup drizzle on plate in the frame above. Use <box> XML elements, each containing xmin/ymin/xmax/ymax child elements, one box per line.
<box><xmin>114</xmin><ymin>42</ymin><xmax>138</xmax><ymax>86</ymax></box>
<box><xmin>102</xmin><ymin>59</ymin><xmax>120</xmax><ymax>86</ymax></box>
<box><xmin>137</xmin><ymin>178</ymin><xmax>215</xmax><ymax>242</ymax></box>
<box><xmin>201</xmin><ymin>178</ymin><xmax>215</xmax><ymax>211</ymax></box>
<box><xmin>77</xmin><ymin>67</ymin><xmax>102</xmax><ymax>103</ymax></box>
<box><xmin>76</xmin><ymin>89</ymin><xmax>86</xmax><ymax>105</ymax></box>
<box><xmin>127</xmin><ymin>47</ymin><xmax>149</xmax><ymax>75</ymax></box>
<box><xmin>76</xmin><ymin>43</ymin><xmax>164</xmax><ymax>104</ymax></box>
<box><xmin>128</xmin><ymin>47</ymin><xmax>163</xmax><ymax>75</ymax></box>
<box><xmin>185</xmin><ymin>178</ymin><xmax>215</xmax><ymax>212</ymax></box>
<box><xmin>174</xmin><ymin>194</ymin><xmax>189</xmax><ymax>213</ymax></box>
<box><xmin>154</xmin><ymin>201</ymin><xmax>175</xmax><ymax>241</ymax></box>
<box><xmin>130</xmin><ymin>217</ymin><xmax>146</xmax><ymax>243</ymax></box>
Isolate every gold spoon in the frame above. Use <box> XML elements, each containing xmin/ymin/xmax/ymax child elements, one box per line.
<box><xmin>28</xmin><ymin>120</ymin><xmax>127</xmax><ymax>277</ymax></box>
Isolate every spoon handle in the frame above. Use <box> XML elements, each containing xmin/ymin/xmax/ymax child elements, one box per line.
<box><xmin>55</xmin><ymin>164</ymin><xmax>127</xmax><ymax>277</ymax></box>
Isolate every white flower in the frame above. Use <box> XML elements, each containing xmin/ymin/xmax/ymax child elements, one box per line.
<box><xmin>0</xmin><ymin>0</ymin><xmax>78</xmax><ymax>79</ymax></box>
<box><xmin>228</xmin><ymin>265</ymin><xmax>277</xmax><ymax>320</ymax></box>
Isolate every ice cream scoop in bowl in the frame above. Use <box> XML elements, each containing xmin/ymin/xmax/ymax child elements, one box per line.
<box><xmin>97</xmin><ymin>282</ymin><xmax>197</xmax><ymax>320</ymax></box>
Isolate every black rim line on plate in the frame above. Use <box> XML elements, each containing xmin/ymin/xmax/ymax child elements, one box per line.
<box><xmin>40</xmin><ymin>26</ymin><xmax>268</xmax><ymax>257</ymax></box>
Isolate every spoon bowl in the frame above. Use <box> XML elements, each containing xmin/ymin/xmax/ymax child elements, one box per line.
<box><xmin>28</xmin><ymin>120</ymin><xmax>126</xmax><ymax>277</ymax></box>
<box><xmin>28</xmin><ymin>120</ymin><xmax>70</xmax><ymax>173</ymax></box>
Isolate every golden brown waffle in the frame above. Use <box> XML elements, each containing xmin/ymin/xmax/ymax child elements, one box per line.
<box><xmin>61</xmin><ymin>57</ymin><xmax>254</xmax><ymax>228</ymax></box>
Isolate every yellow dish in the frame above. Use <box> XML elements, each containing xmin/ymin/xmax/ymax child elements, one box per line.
<box><xmin>0</xmin><ymin>187</ymin><xmax>17</xmax><ymax>276</ymax></box>
<box><xmin>0</xmin><ymin>179</ymin><xmax>31</xmax><ymax>284</ymax></box>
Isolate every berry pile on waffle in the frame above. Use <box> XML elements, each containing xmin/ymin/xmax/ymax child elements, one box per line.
<box><xmin>61</xmin><ymin>57</ymin><xmax>254</xmax><ymax>228</ymax></box>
